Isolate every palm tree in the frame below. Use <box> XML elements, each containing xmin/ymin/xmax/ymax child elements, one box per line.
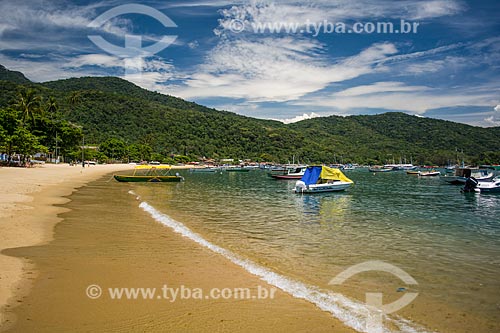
<box><xmin>68</xmin><ymin>91</ymin><xmax>84</xmax><ymax>166</ymax></box>
<box><xmin>15</xmin><ymin>89</ymin><xmax>41</xmax><ymax>127</ymax></box>
<box><xmin>45</xmin><ymin>96</ymin><xmax>58</xmax><ymax>118</ymax></box>
<box><xmin>68</xmin><ymin>91</ymin><xmax>82</xmax><ymax>107</ymax></box>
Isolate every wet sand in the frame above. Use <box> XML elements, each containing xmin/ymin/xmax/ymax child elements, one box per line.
<box><xmin>1</xmin><ymin>174</ymin><xmax>356</xmax><ymax>332</ymax></box>
<box><xmin>0</xmin><ymin>163</ymin><xmax>131</xmax><ymax>329</ymax></box>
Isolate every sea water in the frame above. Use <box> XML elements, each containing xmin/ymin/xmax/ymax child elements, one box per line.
<box><xmin>130</xmin><ymin>169</ymin><xmax>500</xmax><ymax>332</ymax></box>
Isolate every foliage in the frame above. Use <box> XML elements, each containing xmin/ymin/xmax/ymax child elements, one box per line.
<box><xmin>1</xmin><ymin>65</ymin><xmax>499</xmax><ymax>165</ymax></box>
<box><xmin>0</xmin><ymin>87</ymin><xmax>82</xmax><ymax>162</ymax></box>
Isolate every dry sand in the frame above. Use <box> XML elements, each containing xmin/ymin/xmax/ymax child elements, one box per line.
<box><xmin>0</xmin><ymin>164</ymin><xmax>356</xmax><ymax>332</ymax></box>
<box><xmin>0</xmin><ymin>163</ymin><xmax>131</xmax><ymax>327</ymax></box>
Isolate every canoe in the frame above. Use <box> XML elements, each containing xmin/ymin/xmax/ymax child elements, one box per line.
<box><xmin>114</xmin><ymin>175</ymin><xmax>183</xmax><ymax>182</ymax></box>
<box><xmin>114</xmin><ymin>165</ymin><xmax>184</xmax><ymax>183</ymax></box>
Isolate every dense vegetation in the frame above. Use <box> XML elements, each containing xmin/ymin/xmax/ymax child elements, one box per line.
<box><xmin>0</xmin><ymin>87</ymin><xmax>83</xmax><ymax>165</ymax></box>
<box><xmin>1</xmin><ymin>64</ymin><xmax>499</xmax><ymax>165</ymax></box>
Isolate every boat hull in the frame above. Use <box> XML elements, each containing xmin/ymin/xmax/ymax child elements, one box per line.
<box><xmin>369</xmin><ymin>168</ymin><xmax>393</xmax><ymax>172</ymax></box>
<box><xmin>114</xmin><ymin>175</ymin><xmax>183</xmax><ymax>183</ymax></box>
<box><xmin>418</xmin><ymin>171</ymin><xmax>441</xmax><ymax>177</ymax></box>
<box><xmin>295</xmin><ymin>182</ymin><xmax>352</xmax><ymax>193</ymax></box>
<box><xmin>226</xmin><ymin>168</ymin><xmax>250</xmax><ymax>172</ymax></box>
<box><xmin>190</xmin><ymin>168</ymin><xmax>220</xmax><ymax>173</ymax></box>
<box><xmin>442</xmin><ymin>176</ymin><xmax>465</xmax><ymax>184</ymax></box>
<box><xmin>475</xmin><ymin>179</ymin><xmax>500</xmax><ymax>193</ymax></box>
<box><xmin>270</xmin><ymin>174</ymin><xmax>303</xmax><ymax>179</ymax></box>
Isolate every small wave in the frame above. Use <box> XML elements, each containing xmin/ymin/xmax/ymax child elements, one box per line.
<box><xmin>138</xmin><ymin>199</ymin><xmax>431</xmax><ymax>333</ymax></box>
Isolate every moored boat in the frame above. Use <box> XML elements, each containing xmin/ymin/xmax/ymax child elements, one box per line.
<box><xmin>295</xmin><ymin>166</ymin><xmax>353</xmax><ymax>193</ymax></box>
<box><xmin>474</xmin><ymin>177</ymin><xmax>500</xmax><ymax>193</ymax></box>
<box><xmin>114</xmin><ymin>165</ymin><xmax>184</xmax><ymax>182</ymax></box>
<box><xmin>418</xmin><ymin>170</ymin><xmax>441</xmax><ymax>177</ymax></box>
<box><xmin>269</xmin><ymin>166</ymin><xmax>307</xmax><ymax>179</ymax></box>
<box><xmin>189</xmin><ymin>167</ymin><xmax>221</xmax><ymax>173</ymax></box>
<box><xmin>442</xmin><ymin>167</ymin><xmax>494</xmax><ymax>184</ymax></box>
<box><xmin>369</xmin><ymin>166</ymin><xmax>394</xmax><ymax>172</ymax></box>
<box><xmin>385</xmin><ymin>164</ymin><xmax>417</xmax><ymax>171</ymax></box>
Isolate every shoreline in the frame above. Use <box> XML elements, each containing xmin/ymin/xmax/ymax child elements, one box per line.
<box><xmin>0</xmin><ymin>163</ymin><xmax>132</xmax><ymax>328</ymax></box>
<box><xmin>1</xmin><ymin>166</ymin><xmax>357</xmax><ymax>332</ymax></box>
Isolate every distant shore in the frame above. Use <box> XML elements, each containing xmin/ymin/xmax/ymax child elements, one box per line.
<box><xmin>0</xmin><ymin>163</ymin><xmax>131</xmax><ymax>328</ymax></box>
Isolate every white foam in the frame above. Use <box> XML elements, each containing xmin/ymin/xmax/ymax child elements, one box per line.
<box><xmin>138</xmin><ymin>200</ymin><xmax>433</xmax><ymax>333</ymax></box>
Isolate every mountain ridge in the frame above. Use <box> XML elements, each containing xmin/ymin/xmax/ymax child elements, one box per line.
<box><xmin>0</xmin><ymin>64</ymin><xmax>498</xmax><ymax>164</ymax></box>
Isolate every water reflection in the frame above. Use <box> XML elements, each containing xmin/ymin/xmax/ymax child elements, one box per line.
<box><xmin>294</xmin><ymin>193</ymin><xmax>353</xmax><ymax>227</ymax></box>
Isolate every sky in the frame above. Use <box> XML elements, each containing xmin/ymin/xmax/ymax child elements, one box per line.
<box><xmin>0</xmin><ymin>0</ymin><xmax>499</xmax><ymax>127</ymax></box>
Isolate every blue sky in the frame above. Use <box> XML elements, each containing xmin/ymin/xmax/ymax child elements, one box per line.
<box><xmin>0</xmin><ymin>0</ymin><xmax>499</xmax><ymax>127</ymax></box>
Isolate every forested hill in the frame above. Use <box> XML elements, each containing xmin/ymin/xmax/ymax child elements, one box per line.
<box><xmin>0</xmin><ymin>64</ymin><xmax>499</xmax><ymax>165</ymax></box>
<box><xmin>0</xmin><ymin>65</ymin><xmax>30</xmax><ymax>85</ymax></box>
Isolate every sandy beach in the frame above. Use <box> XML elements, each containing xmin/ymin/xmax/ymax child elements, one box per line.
<box><xmin>0</xmin><ymin>165</ymin><xmax>356</xmax><ymax>332</ymax></box>
<box><xmin>0</xmin><ymin>163</ymin><xmax>131</xmax><ymax>328</ymax></box>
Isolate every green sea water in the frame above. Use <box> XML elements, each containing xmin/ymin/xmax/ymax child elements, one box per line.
<box><xmin>130</xmin><ymin>169</ymin><xmax>500</xmax><ymax>332</ymax></box>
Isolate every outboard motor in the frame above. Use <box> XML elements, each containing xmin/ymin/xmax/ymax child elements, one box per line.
<box><xmin>461</xmin><ymin>176</ymin><xmax>478</xmax><ymax>193</ymax></box>
<box><xmin>295</xmin><ymin>180</ymin><xmax>307</xmax><ymax>193</ymax></box>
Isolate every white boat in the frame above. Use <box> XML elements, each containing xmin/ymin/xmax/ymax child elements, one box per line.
<box><xmin>418</xmin><ymin>170</ymin><xmax>441</xmax><ymax>177</ymax></box>
<box><xmin>189</xmin><ymin>167</ymin><xmax>221</xmax><ymax>173</ymax></box>
<box><xmin>442</xmin><ymin>168</ymin><xmax>494</xmax><ymax>184</ymax></box>
<box><xmin>475</xmin><ymin>177</ymin><xmax>500</xmax><ymax>193</ymax></box>
<box><xmin>384</xmin><ymin>164</ymin><xmax>417</xmax><ymax>171</ymax></box>
<box><xmin>269</xmin><ymin>166</ymin><xmax>307</xmax><ymax>179</ymax></box>
<box><xmin>295</xmin><ymin>166</ymin><xmax>353</xmax><ymax>193</ymax></box>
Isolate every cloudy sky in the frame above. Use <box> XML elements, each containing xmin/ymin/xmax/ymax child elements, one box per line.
<box><xmin>0</xmin><ymin>0</ymin><xmax>499</xmax><ymax>126</ymax></box>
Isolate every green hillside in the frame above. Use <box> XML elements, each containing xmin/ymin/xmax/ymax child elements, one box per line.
<box><xmin>0</xmin><ymin>65</ymin><xmax>30</xmax><ymax>85</ymax></box>
<box><xmin>0</xmin><ymin>65</ymin><xmax>498</xmax><ymax>165</ymax></box>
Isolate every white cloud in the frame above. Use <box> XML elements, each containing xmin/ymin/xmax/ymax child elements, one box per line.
<box><xmin>485</xmin><ymin>105</ymin><xmax>500</xmax><ymax>126</ymax></box>
<box><xmin>0</xmin><ymin>1</ymin><xmax>128</xmax><ymax>37</ymax></box>
<box><xmin>412</xmin><ymin>0</ymin><xmax>465</xmax><ymax>19</ymax></box>
<box><xmin>172</xmin><ymin>39</ymin><xmax>397</xmax><ymax>102</ymax></box>
<box><xmin>67</xmin><ymin>54</ymin><xmax>123</xmax><ymax>68</ymax></box>
<box><xmin>279</xmin><ymin>112</ymin><xmax>321</xmax><ymax>124</ymax></box>
<box><xmin>294</xmin><ymin>84</ymin><xmax>497</xmax><ymax>115</ymax></box>
<box><xmin>335</xmin><ymin>82</ymin><xmax>430</xmax><ymax>97</ymax></box>
<box><xmin>213</xmin><ymin>0</ymin><xmax>465</xmax><ymax>33</ymax></box>
<box><xmin>0</xmin><ymin>54</ymin><xmax>85</xmax><ymax>82</ymax></box>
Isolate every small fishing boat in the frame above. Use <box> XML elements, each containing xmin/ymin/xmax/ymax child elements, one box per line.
<box><xmin>114</xmin><ymin>165</ymin><xmax>184</xmax><ymax>182</ymax></box>
<box><xmin>442</xmin><ymin>167</ymin><xmax>494</xmax><ymax>184</ymax></box>
<box><xmin>418</xmin><ymin>170</ymin><xmax>441</xmax><ymax>177</ymax></box>
<box><xmin>269</xmin><ymin>166</ymin><xmax>307</xmax><ymax>179</ymax></box>
<box><xmin>406</xmin><ymin>170</ymin><xmax>421</xmax><ymax>175</ymax></box>
<box><xmin>368</xmin><ymin>166</ymin><xmax>394</xmax><ymax>172</ymax></box>
<box><xmin>189</xmin><ymin>167</ymin><xmax>221</xmax><ymax>173</ymax></box>
<box><xmin>295</xmin><ymin>166</ymin><xmax>353</xmax><ymax>193</ymax></box>
<box><xmin>475</xmin><ymin>177</ymin><xmax>500</xmax><ymax>194</ymax></box>
<box><xmin>385</xmin><ymin>164</ymin><xmax>417</xmax><ymax>171</ymax></box>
